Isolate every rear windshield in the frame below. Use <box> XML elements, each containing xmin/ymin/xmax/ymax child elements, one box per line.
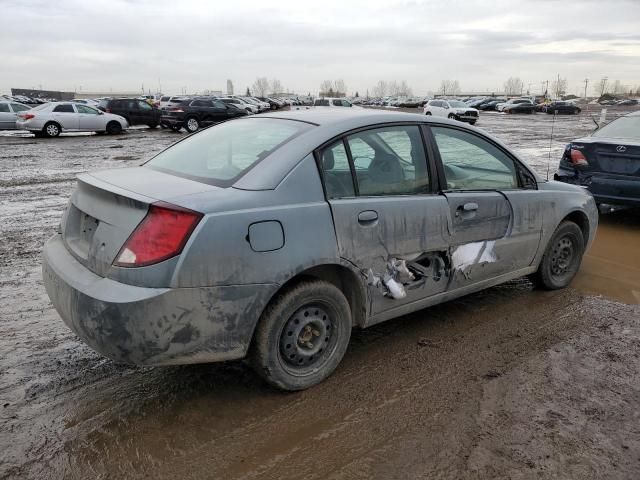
<box><xmin>592</xmin><ymin>115</ymin><xmax>640</xmax><ymax>141</ymax></box>
<box><xmin>146</xmin><ymin>118</ymin><xmax>312</xmax><ymax>186</ymax></box>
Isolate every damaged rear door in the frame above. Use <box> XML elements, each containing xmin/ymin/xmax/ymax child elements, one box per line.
<box><xmin>318</xmin><ymin>124</ymin><xmax>451</xmax><ymax>316</ymax></box>
<box><xmin>429</xmin><ymin>126</ymin><xmax>542</xmax><ymax>287</ymax></box>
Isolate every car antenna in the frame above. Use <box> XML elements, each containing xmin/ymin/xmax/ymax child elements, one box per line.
<box><xmin>546</xmin><ymin>110</ymin><xmax>557</xmax><ymax>181</ymax></box>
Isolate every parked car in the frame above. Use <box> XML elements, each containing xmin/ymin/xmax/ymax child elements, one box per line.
<box><xmin>42</xmin><ymin>110</ymin><xmax>597</xmax><ymax>390</ymax></box>
<box><xmin>220</xmin><ymin>97</ymin><xmax>258</xmax><ymax>114</ymax></box>
<box><xmin>239</xmin><ymin>96</ymin><xmax>269</xmax><ymax>112</ymax></box>
<box><xmin>544</xmin><ymin>101</ymin><xmax>581</xmax><ymax>115</ymax></box>
<box><xmin>256</xmin><ymin>97</ymin><xmax>282</xmax><ymax>110</ymax></box>
<box><xmin>502</xmin><ymin>100</ymin><xmax>536</xmax><ymax>114</ymax></box>
<box><xmin>16</xmin><ymin>102</ymin><xmax>128</xmax><ymax>137</ymax></box>
<box><xmin>160</xmin><ymin>98</ymin><xmax>248</xmax><ymax>132</ymax></box>
<box><xmin>555</xmin><ymin>111</ymin><xmax>640</xmax><ymax>206</ymax></box>
<box><xmin>312</xmin><ymin>98</ymin><xmax>355</xmax><ymax>107</ymax></box>
<box><xmin>97</xmin><ymin>98</ymin><xmax>162</xmax><ymax>128</ymax></box>
<box><xmin>423</xmin><ymin>99</ymin><xmax>479</xmax><ymax>125</ymax></box>
<box><xmin>0</xmin><ymin>101</ymin><xmax>32</xmax><ymax>129</ymax></box>
<box><xmin>478</xmin><ymin>99</ymin><xmax>505</xmax><ymax>111</ymax></box>
<box><xmin>159</xmin><ymin>96</ymin><xmax>189</xmax><ymax>110</ymax></box>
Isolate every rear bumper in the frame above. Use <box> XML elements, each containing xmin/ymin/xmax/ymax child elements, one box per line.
<box><xmin>43</xmin><ymin>234</ymin><xmax>278</xmax><ymax>366</ymax></box>
<box><xmin>555</xmin><ymin>167</ymin><xmax>640</xmax><ymax>206</ymax></box>
<box><xmin>160</xmin><ymin>116</ymin><xmax>183</xmax><ymax>126</ymax></box>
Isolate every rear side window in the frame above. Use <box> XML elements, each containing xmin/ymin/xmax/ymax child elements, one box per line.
<box><xmin>161</xmin><ymin>96</ymin><xmax>170</xmax><ymax>101</ymax></box>
<box><xmin>146</xmin><ymin>118</ymin><xmax>312</xmax><ymax>186</ymax></box>
<box><xmin>314</xmin><ymin>99</ymin><xmax>330</xmax><ymax>106</ymax></box>
<box><xmin>0</xmin><ymin>103</ymin><xmax>9</xmax><ymax>113</ymax></box>
<box><xmin>53</xmin><ymin>104</ymin><xmax>74</xmax><ymax>113</ymax></box>
<box><xmin>321</xmin><ymin>141</ymin><xmax>355</xmax><ymax>199</ymax></box>
<box><xmin>11</xmin><ymin>103</ymin><xmax>30</xmax><ymax>112</ymax></box>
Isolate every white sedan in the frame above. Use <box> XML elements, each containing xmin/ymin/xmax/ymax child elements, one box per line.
<box><xmin>16</xmin><ymin>102</ymin><xmax>129</xmax><ymax>137</ymax></box>
<box><xmin>423</xmin><ymin>99</ymin><xmax>479</xmax><ymax>125</ymax></box>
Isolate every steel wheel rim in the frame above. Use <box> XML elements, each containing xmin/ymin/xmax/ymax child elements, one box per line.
<box><xmin>279</xmin><ymin>304</ymin><xmax>335</xmax><ymax>375</ymax></box>
<box><xmin>187</xmin><ymin>118</ymin><xmax>198</xmax><ymax>131</ymax></box>
<box><xmin>550</xmin><ymin>236</ymin><xmax>574</xmax><ymax>276</ymax></box>
<box><xmin>46</xmin><ymin>124</ymin><xmax>58</xmax><ymax>136</ymax></box>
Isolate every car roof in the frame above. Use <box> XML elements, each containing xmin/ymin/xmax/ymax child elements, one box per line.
<box><xmin>235</xmin><ymin>110</ymin><xmax>540</xmax><ymax>190</ymax></box>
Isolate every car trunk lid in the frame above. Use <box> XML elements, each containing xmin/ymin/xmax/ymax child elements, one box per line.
<box><xmin>61</xmin><ymin>167</ymin><xmax>217</xmax><ymax>277</ymax></box>
<box><xmin>591</xmin><ymin>142</ymin><xmax>640</xmax><ymax>177</ymax></box>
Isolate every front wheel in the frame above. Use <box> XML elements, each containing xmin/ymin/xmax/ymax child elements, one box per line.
<box><xmin>530</xmin><ymin>221</ymin><xmax>585</xmax><ymax>290</ymax></box>
<box><xmin>251</xmin><ymin>280</ymin><xmax>352</xmax><ymax>391</ymax></box>
<box><xmin>448</xmin><ymin>113</ymin><xmax>456</xmax><ymax>119</ymax></box>
<box><xmin>425</xmin><ymin>111</ymin><xmax>432</xmax><ymax>116</ymax></box>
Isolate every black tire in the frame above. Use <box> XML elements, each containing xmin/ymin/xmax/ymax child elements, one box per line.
<box><xmin>106</xmin><ymin>121</ymin><xmax>122</xmax><ymax>135</ymax></box>
<box><xmin>185</xmin><ymin>116</ymin><xmax>199</xmax><ymax>133</ymax></box>
<box><xmin>251</xmin><ymin>280</ymin><xmax>352</xmax><ymax>391</ymax></box>
<box><xmin>33</xmin><ymin>131</ymin><xmax>45</xmax><ymax>138</ymax></box>
<box><xmin>160</xmin><ymin>124</ymin><xmax>168</xmax><ymax>129</ymax></box>
<box><xmin>43</xmin><ymin>122</ymin><xmax>61</xmax><ymax>138</ymax></box>
<box><xmin>530</xmin><ymin>221</ymin><xmax>585</xmax><ymax>290</ymax></box>
<box><xmin>147</xmin><ymin>123</ymin><xmax>158</xmax><ymax>128</ymax></box>
<box><xmin>448</xmin><ymin>113</ymin><xmax>456</xmax><ymax>119</ymax></box>
<box><xmin>170</xmin><ymin>125</ymin><xmax>182</xmax><ymax>132</ymax></box>
<box><xmin>469</xmin><ymin>120</ymin><xmax>477</xmax><ymax>125</ymax></box>
<box><xmin>425</xmin><ymin>111</ymin><xmax>432</xmax><ymax>116</ymax></box>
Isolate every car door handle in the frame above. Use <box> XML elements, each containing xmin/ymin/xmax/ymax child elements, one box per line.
<box><xmin>358</xmin><ymin>210</ymin><xmax>378</xmax><ymax>225</ymax></box>
<box><xmin>455</xmin><ymin>202</ymin><xmax>478</xmax><ymax>217</ymax></box>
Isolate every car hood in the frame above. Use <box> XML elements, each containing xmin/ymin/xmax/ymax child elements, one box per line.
<box><xmin>453</xmin><ymin>107</ymin><xmax>478</xmax><ymax>113</ymax></box>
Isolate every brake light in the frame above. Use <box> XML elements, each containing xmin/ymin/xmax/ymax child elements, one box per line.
<box><xmin>169</xmin><ymin>108</ymin><xmax>184</xmax><ymax>113</ymax></box>
<box><xmin>114</xmin><ymin>202</ymin><xmax>203</xmax><ymax>267</ymax></box>
<box><xmin>569</xmin><ymin>148</ymin><xmax>589</xmax><ymax>167</ymax></box>
<box><xmin>19</xmin><ymin>113</ymin><xmax>35</xmax><ymax>120</ymax></box>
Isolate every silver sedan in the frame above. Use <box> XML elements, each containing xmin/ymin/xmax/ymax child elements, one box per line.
<box><xmin>16</xmin><ymin>102</ymin><xmax>128</xmax><ymax>137</ymax></box>
<box><xmin>42</xmin><ymin>110</ymin><xmax>598</xmax><ymax>390</ymax></box>
<box><xmin>0</xmin><ymin>101</ymin><xmax>31</xmax><ymax>129</ymax></box>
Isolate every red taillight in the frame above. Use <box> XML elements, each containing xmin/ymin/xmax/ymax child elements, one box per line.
<box><xmin>569</xmin><ymin>148</ymin><xmax>589</xmax><ymax>167</ymax></box>
<box><xmin>114</xmin><ymin>202</ymin><xmax>203</xmax><ymax>267</ymax></box>
<box><xmin>19</xmin><ymin>113</ymin><xmax>35</xmax><ymax>120</ymax></box>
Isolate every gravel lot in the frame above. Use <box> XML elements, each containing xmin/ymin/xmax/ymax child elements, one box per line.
<box><xmin>1</xmin><ymin>107</ymin><xmax>639</xmax><ymax>479</ymax></box>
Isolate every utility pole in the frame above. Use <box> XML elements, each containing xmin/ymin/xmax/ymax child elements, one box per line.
<box><xmin>583</xmin><ymin>78</ymin><xmax>589</xmax><ymax>99</ymax></box>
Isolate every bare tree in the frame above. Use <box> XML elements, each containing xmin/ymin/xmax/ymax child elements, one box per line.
<box><xmin>503</xmin><ymin>77</ymin><xmax>524</xmax><ymax>96</ymax></box>
<box><xmin>439</xmin><ymin>80</ymin><xmax>460</xmax><ymax>96</ymax></box>
<box><xmin>611</xmin><ymin>79</ymin><xmax>626</xmax><ymax>95</ymax></box>
<box><xmin>252</xmin><ymin>77</ymin><xmax>269</xmax><ymax>97</ymax></box>
<box><xmin>594</xmin><ymin>77</ymin><xmax>609</xmax><ymax>96</ymax></box>
<box><xmin>226</xmin><ymin>79</ymin><xmax>234</xmax><ymax>95</ymax></box>
<box><xmin>333</xmin><ymin>79</ymin><xmax>347</xmax><ymax>96</ymax></box>
<box><xmin>551</xmin><ymin>77</ymin><xmax>568</xmax><ymax>98</ymax></box>
<box><xmin>371</xmin><ymin>80</ymin><xmax>388</xmax><ymax>97</ymax></box>
<box><xmin>398</xmin><ymin>80</ymin><xmax>413</xmax><ymax>96</ymax></box>
<box><xmin>319</xmin><ymin>80</ymin><xmax>333</xmax><ymax>95</ymax></box>
<box><xmin>269</xmin><ymin>78</ymin><xmax>283</xmax><ymax>95</ymax></box>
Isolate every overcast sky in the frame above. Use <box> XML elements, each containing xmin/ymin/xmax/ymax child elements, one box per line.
<box><xmin>2</xmin><ymin>0</ymin><xmax>639</xmax><ymax>96</ymax></box>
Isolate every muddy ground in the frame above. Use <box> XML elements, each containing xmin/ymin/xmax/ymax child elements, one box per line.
<box><xmin>1</xmin><ymin>107</ymin><xmax>639</xmax><ymax>479</ymax></box>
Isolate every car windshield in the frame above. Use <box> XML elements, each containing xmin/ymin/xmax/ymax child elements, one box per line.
<box><xmin>146</xmin><ymin>118</ymin><xmax>312</xmax><ymax>186</ymax></box>
<box><xmin>592</xmin><ymin>115</ymin><xmax>640</xmax><ymax>141</ymax></box>
<box><xmin>448</xmin><ymin>101</ymin><xmax>467</xmax><ymax>108</ymax></box>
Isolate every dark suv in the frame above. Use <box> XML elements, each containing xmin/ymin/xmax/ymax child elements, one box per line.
<box><xmin>160</xmin><ymin>98</ymin><xmax>247</xmax><ymax>133</ymax></box>
<box><xmin>98</xmin><ymin>98</ymin><xmax>162</xmax><ymax>128</ymax></box>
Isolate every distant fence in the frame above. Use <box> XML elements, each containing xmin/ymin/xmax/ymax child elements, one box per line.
<box><xmin>11</xmin><ymin>88</ymin><xmax>74</xmax><ymax>100</ymax></box>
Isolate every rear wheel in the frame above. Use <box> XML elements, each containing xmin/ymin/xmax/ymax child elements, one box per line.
<box><xmin>43</xmin><ymin>122</ymin><xmax>61</xmax><ymax>138</ymax></box>
<box><xmin>448</xmin><ymin>113</ymin><xmax>456</xmax><ymax>119</ymax></box>
<box><xmin>106</xmin><ymin>121</ymin><xmax>122</xmax><ymax>135</ymax></box>
<box><xmin>425</xmin><ymin>111</ymin><xmax>432</xmax><ymax>116</ymax></box>
<box><xmin>530</xmin><ymin>221</ymin><xmax>585</xmax><ymax>290</ymax></box>
<box><xmin>251</xmin><ymin>280</ymin><xmax>352</xmax><ymax>391</ymax></box>
<box><xmin>147</xmin><ymin>122</ymin><xmax>158</xmax><ymax>128</ymax></box>
<box><xmin>185</xmin><ymin>116</ymin><xmax>199</xmax><ymax>133</ymax></box>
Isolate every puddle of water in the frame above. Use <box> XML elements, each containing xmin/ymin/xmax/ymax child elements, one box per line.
<box><xmin>573</xmin><ymin>207</ymin><xmax>640</xmax><ymax>304</ymax></box>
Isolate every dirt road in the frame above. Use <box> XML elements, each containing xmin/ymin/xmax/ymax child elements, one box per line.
<box><xmin>1</xmin><ymin>110</ymin><xmax>639</xmax><ymax>479</ymax></box>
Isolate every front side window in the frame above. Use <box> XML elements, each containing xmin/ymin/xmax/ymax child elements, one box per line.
<box><xmin>138</xmin><ymin>101</ymin><xmax>152</xmax><ymax>110</ymax></box>
<box><xmin>53</xmin><ymin>104</ymin><xmax>74</xmax><ymax>113</ymax></box>
<box><xmin>146</xmin><ymin>118</ymin><xmax>311</xmax><ymax>186</ymax></box>
<box><xmin>432</xmin><ymin>127</ymin><xmax>518</xmax><ymax>190</ymax></box>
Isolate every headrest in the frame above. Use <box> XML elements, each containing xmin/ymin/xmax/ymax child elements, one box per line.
<box><xmin>323</xmin><ymin>149</ymin><xmax>335</xmax><ymax>170</ymax></box>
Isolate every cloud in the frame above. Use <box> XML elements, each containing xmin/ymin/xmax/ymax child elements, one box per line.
<box><xmin>1</xmin><ymin>0</ymin><xmax>639</xmax><ymax>95</ymax></box>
